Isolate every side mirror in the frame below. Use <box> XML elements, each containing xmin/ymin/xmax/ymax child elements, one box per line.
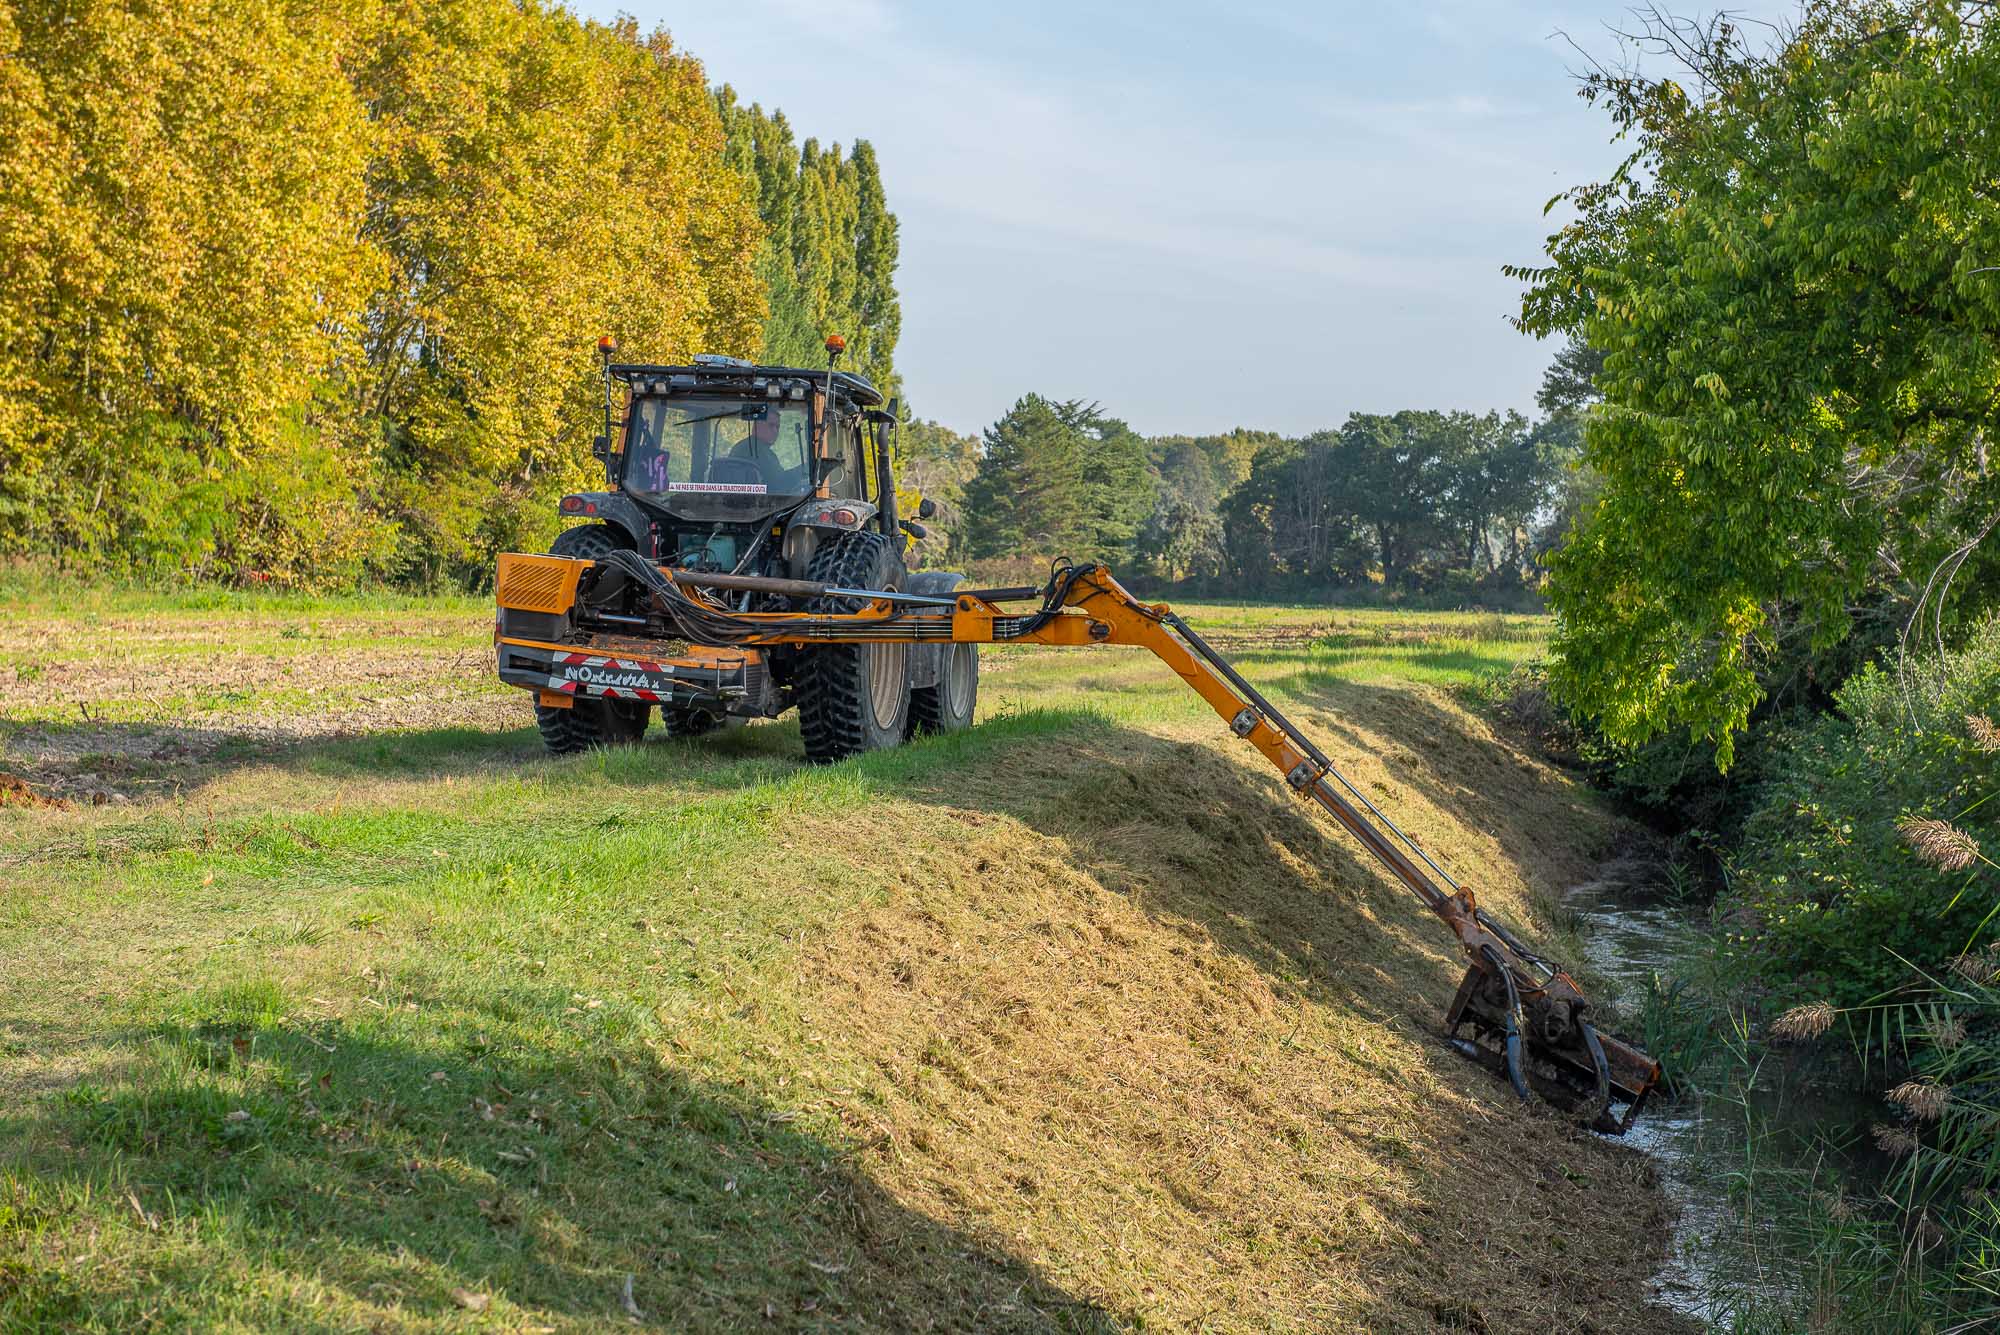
<box><xmin>592</xmin><ymin>433</ymin><xmax>610</xmax><ymax>459</ymax></box>
<box><xmin>917</xmin><ymin>497</ymin><xmax>938</xmax><ymax>520</ymax></box>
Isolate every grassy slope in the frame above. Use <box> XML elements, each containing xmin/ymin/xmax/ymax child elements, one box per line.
<box><xmin>0</xmin><ymin>593</ymin><xmax>1679</xmax><ymax>1332</ymax></box>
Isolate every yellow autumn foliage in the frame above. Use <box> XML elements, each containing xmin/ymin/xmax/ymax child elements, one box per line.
<box><xmin>0</xmin><ymin>0</ymin><xmax>766</xmax><ymax>587</ymax></box>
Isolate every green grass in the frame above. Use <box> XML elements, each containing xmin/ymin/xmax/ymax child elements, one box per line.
<box><xmin>977</xmin><ymin>603</ymin><xmax>1547</xmax><ymax>722</ymax></box>
<box><xmin>0</xmin><ymin>587</ymin><xmax>1564</xmax><ymax>1330</ymax></box>
<box><xmin>3</xmin><ymin>711</ymin><xmax>1112</xmax><ymax>1329</ymax></box>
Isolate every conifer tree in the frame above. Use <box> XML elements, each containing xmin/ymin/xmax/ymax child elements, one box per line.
<box><xmin>963</xmin><ymin>396</ymin><xmax>1155</xmax><ymax>561</ymax></box>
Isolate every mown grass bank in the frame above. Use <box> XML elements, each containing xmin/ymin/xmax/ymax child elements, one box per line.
<box><xmin>2</xmin><ymin>593</ymin><xmax>1683</xmax><ymax>1332</ymax></box>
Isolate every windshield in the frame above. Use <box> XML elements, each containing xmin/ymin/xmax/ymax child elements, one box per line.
<box><xmin>623</xmin><ymin>396</ymin><xmax>815</xmax><ymax>519</ymax></box>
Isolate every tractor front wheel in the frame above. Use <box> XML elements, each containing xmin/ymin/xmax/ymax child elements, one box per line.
<box><xmin>795</xmin><ymin>531</ymin><xmax>909</xmax><ymax>764</ymax></box>
<box><xmin>662</xmin><ymin>704</ymin><xmax>728</xmax><ymax>739</ymax></box>
<box><xmin>534</xmin><ymin>697</ymin><xmax>651</xmax><ymax>754</ymax></box>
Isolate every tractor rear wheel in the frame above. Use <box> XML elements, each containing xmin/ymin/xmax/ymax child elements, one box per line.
<box><xmin>795</xmin><ymin>531</ymin><xmax>909</xmax><ymax>764</ymax></box>
<box><xmin>548</xmin><ymin>523</ymin><xmax>625</xmax><ymax>561</ymax></box>
<box><xmin>909</xmin><ymin>642</ymin><xmax>977</xmax><ymax>736</ymax></box>
<box><xmin>533</xmin><ymin>523</ymin><xmax>651</xmax><ymax>755</ymax></box>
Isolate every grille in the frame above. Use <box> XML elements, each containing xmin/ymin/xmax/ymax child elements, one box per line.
<box><xmin>499</xmin><ymin>562</ymin><xmax>572</xmax><ymax>613</ymax></box>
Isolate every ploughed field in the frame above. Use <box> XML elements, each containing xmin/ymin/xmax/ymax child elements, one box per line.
<box><xmin>0</xmin><ymin>579</ymin><xmax>1685</xmax><ymax>1332</ymax></box>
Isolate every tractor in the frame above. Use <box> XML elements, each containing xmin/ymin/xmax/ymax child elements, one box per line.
<box><xmin>500</xmin><ymin>335</ymin><xmax>975</xmax><ymax>764</ymax></box>
<box><xmin>491</xmin><ymin>336</ymin><xmax>1663</xmax><ymax>1133</ymax></box>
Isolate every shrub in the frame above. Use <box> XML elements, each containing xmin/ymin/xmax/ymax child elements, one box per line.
<box><xmin>1724</xmin><ymin>620</ymin><xmax>2000</xmax><ymax>1008</ymax></box>
<box><xmin>107</xmin><ymin>411</ymin><xmax>394</xmax><ymax>591</ymax></box>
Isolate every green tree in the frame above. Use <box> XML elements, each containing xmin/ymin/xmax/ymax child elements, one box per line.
<box><xmin>1343</xmin><ymin>412</ymin><xmax>1459</xmax><ymax>587</ymax></box>
<box><xmin>716</xmin><ymin>91</ymin><xmax>811</xmax><ymax>363</ymax></box>
<box><xmin>963</xmin><ymin>396</ymin><xmax>1155</xmax><ymax>561</ymax></box>
<box><xmin>715</xmin><ymin>96</ymin><xmax>899</xmax><ymax>396</ymax></box>
<box><xmin>1220</xmin><ymin>433</ymin><xmax>1372</xmax><ymax>587</ymax></box>
<box><xmin>963</xmin><ymin>396</ymin><xmax>1081</xmax><ymax>558</ymax></box>
<box><xmin>847</xmin><ymin>140</ymin><xmax>901</xmax><ymax>399</ymax></box>
<box><xmin>1219</xmin><ymin>411</ymin><xmax>1562</xmax><ymax>591</ymax></box>
<box><xmin>1428</xmin><ymin>410</ymin><xmax>1546</xmax><ymax>577</ymax></box>
<box><xmin>1529</xmin><ymin>343</ymin><xmax>1601</xmax><ymax>563</ymax></box>
<box><xmin>1512</xmin><ymin>2</ymin><xmax>2000</xmax><ymax>762</ymax></box>
<box><xmin>896</xmin><ymin>417</ymin><xmax>980</xmax><ymax>562</ymax></box>
<box><xmin>1534</xmin><ymin>337</ymin><xmax>1605</xmax><ymax>418</ymax></box>
<box><xmin>1140</xmin><ymin>439</ymin><xmax>1228</xmax><ymax>579</ymax></box>
<box><xmin>1149</xmin><ymin>428</ymin><xmax>1283</xmax><ymax>496</ymax></box>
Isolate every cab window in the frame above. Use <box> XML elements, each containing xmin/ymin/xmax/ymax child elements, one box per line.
<box><xmin>625</xmin><ymin>398</ymin><xmax>813</xmax><ymax>498</ymax></box>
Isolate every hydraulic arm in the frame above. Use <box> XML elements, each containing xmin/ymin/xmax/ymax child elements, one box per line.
<box><xmin>497</xmin><ymin>550</ymin><xmax>1662</xmax><ymax>1131</ymax></box>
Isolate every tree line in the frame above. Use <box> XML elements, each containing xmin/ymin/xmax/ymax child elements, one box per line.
<box><xmin>905</xmin><ymin>395</ymin><xmax>1582</xmax><ymax>600</ymax></box>
<box><xmin>0</xmin><ymin>0</ymin><xmax>898</xmax><ymax>588</ymax></box>
<box><xmin>0</xmin><ymin>0</ymin><xmax>1558</xmax><ymax>603</ymax></box>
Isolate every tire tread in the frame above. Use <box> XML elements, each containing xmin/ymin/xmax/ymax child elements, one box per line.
<box><xmin>796</xmin><ymin>532</ymin><xmax>906</xmax><ymax>764</ymax></box>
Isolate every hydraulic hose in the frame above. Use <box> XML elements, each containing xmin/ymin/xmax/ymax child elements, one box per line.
<box><xmin>1482</xmin><ymin>945</ymin><xmax>1532</xmax><ymax>1102</ymax></box>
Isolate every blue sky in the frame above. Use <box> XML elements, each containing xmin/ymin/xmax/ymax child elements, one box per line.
<box><xmin>589</xmin><ymin>2</ymin><xmax>1779</xmax><ymax>438</ymax></box>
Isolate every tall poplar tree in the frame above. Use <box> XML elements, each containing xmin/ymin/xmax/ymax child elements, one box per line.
<box><xmin>0</xmin><ymin>1</ymin><xmax>782</xmax><ymax>586</ymax></box>
<box><xmin>714</xmin><ymin>94</ymin><xmax>900</xmax><ymax>396</ymax></box>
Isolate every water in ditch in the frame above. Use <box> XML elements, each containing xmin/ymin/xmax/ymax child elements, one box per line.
<box><xmin>1565</xmin><ymin>859</ymin><xmax>1886</xmax><ymax>1326</ymax></box>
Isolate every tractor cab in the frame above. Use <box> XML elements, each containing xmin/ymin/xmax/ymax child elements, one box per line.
<box><xmin>567</xmin><ymin>346</ymin><xmax>897</xmax><ymax>581</ymax></box>
<box><xmin>623</xmin><ymin>393</ymin><xmax>816</xmax><ymax>517</ymax></box>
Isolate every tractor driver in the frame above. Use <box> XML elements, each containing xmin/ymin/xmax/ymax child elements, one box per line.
<box><xmin>722</xmin><ymin>409</ymin><xmax>803</xmax><ymax>492</ymax></box>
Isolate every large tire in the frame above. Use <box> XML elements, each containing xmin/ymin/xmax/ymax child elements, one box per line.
<box><xmin>548</xmin><ymin>523</ymin><xmax>626</xmax><ymax>561</ymax></box>
<box><xmin>534</xmin><ymin>696</ymin><xmax>650</xmax><ymax>754</ymax></box>
<box><xmin>533</xmin><ymin>524</ymin><xmax>651</xmax><ymax>755</ymax></box>
<box><xmin>909</xmin><ymin>641</ymin><xmax>978</xmax><ymax>736</ymax></box>
<box><xmin>795</xmin><ymin>531</ymin><xmax>909</xmax><ymax>764</ymax></box>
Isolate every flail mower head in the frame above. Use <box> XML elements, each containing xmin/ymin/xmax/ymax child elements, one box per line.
<box><xmin>1432</xmin><ymin>891</ymin><xmax>1659</xmax><ymax>1134</ymax></box>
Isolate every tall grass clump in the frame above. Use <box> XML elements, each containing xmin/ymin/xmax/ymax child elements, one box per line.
<box><xmin>1761</xmin><ymin>951</ymin><xmax>2000</xmax><ymax>1330</ymax></box>
<box><xmin>1555</xmin><ymin>626</ymin><xmax>2000</xmax><ymax>1330</ymax></box>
